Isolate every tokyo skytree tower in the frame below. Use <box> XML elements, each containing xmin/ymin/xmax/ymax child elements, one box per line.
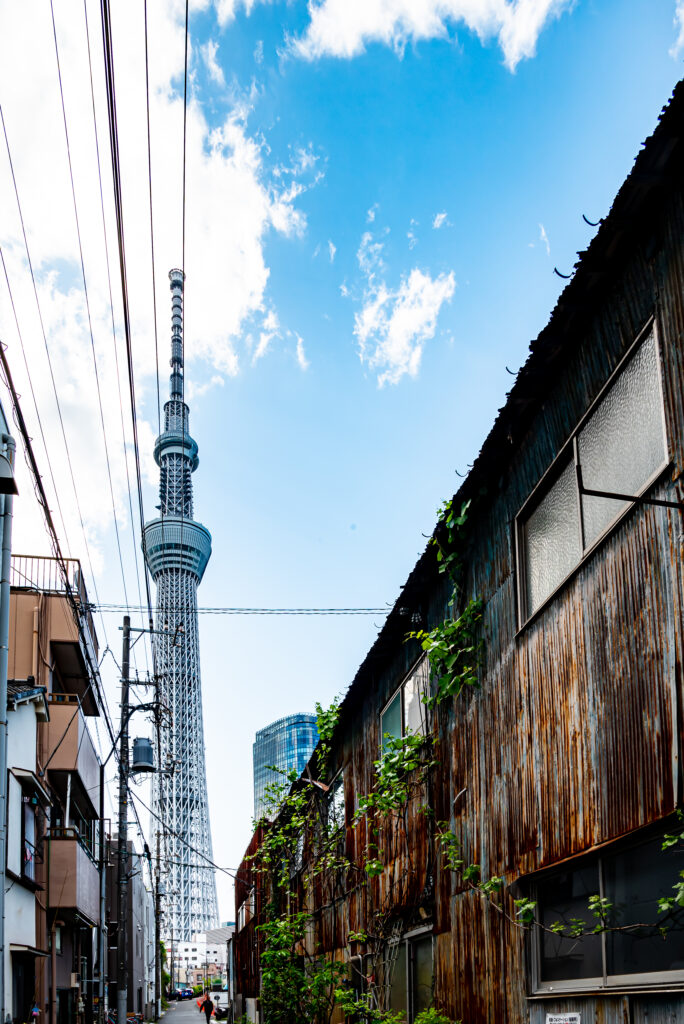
<box><xmin>144</xmin><ymin>269</ymin><xmax>219</xmax><ymax>939</ymax></box>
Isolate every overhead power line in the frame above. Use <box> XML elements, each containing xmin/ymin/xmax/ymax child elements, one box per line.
<box><xmin>94</xmin><ymin>604</ymin><xmax>390</xmax><ymax>615</ymax></box>
<box><xmin>81</xmin><ymin>0</ymin><xmax>152</xmax><ymax>673</ymax></box>
<box><xmin>49</xmin><ymin>0</ymin><xmax>147</xmax><ymax>677</ymax></box>
<box><xmin>99</xmin><ymin>0</ymin><xmax>155</xmax><ymax>636</ymax></box>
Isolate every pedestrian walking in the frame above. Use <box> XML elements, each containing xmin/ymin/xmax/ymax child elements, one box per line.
<box><xmin>199</xmin><ymin>992</ymin><xmax>214</xmax><ymax>1023</ymax></box>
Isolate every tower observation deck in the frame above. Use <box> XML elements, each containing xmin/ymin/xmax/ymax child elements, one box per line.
<box><xmin>144</xmin><ymin>269</ymin><xmax>219</xmax><ymax>940</ymax></box>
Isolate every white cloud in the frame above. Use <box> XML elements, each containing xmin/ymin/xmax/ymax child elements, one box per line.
<box><xmin>187</xmin><ymin>373</ymin><xmax>225</xmax><ymax>400</ymax></box>
<box><xmin>295</xmin><ymin>333</ymin><xmax>310</xmax><ymax>370</ymax></box>
<box><xmin>357</xmin><ymin>230</ymin><xmax>386</xmax><ymax>280</ymax></box>
<box><xmin>355</xmin><ymin>268</ymin><xmax>455</xmax><ymax>386</ymax></box>
<box><xmin>254</xmin><ymin>39</ymin><xmax>264</xmax><ymax>63</ymax></box>
<box><xmin>201</xmin><ymin>39</ymin><xmax>225</xmax><ymax>86</ymax></box>
<box><xmin>328</xmin><ymin>240</ymin><xmax>336</xmax><ymax>262</ymax></box>
<box><xmin>252</xmin><ymin>309</ymin><xmax>280</xmax><ymax>362</ymax></box>
<box><xmin>288</xmin><ymin>0</ymin><xmax>574</xmax><ymax>70</ymax></box>
<box><xmin>671</xmin><ymin>1</ymin><xmax>684</xmax><ymax>57</ymax></box>
<box><xmin>432</xmin><ymin>211</ymin><xmax>448</xmax><ymax>229</ymax></box>
<box><xmin>0</xmin><ymin>0</ymin><xmax>311</xmax><ymax>565</ymax></box>
<box><xmin>213</xmin><ymin>0</ymin><xmax>260</xmax><ymax>27</ymax></box>
<box><xmin>366</xmin><ymin>203</ymin><xmax>378</xmax><ymax>223</ymax></box>
<box><xmin>352</xmin><ymin>227</ymin><xmax>454</xmax><ymax>386</ymax></box>
<box><xmin>539</xmin><ymin>222</ymin><xmax>550</xmax><ymax>255</ymax></box>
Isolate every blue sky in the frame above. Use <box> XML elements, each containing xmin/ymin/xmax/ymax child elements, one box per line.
<box><xmin>0</xmin><ymin>0</ymin><xmax>682</xmax><ymax>919</ymax></box>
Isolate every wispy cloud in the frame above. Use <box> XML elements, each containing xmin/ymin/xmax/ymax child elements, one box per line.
<box><xmin>355</xmin><ymin>268</ymin><xmax>455</xmax><ymax>386</ymax></box>
<box><xmin>295</xmin><ymin>333</ymin><xmax>310</xmax><ymax>370</ymax></box>
<box><xmin>288</xmin><ymin>0</ymin><xmax>574</xmax><ymax>71</ymax></box>
<box><xmin>254</xmin><ymin>39</ymin><xmax>264</xmax><ymax>64</ymax></box>
<box><xmin>539</xmin><ymin>222</ymin><xmax>550</xmax><ymax>255</ymax></box>
<box><xmin>352</xmin><ymin>226</ymin><xmax>455</xmax><ymax>386</ymax></box>
<box><xmin>366</xmin><ymin>203</ymin><xmax>378</xmax><ymax>224</ymax></box>
<box><xmin>201</xmin><ymin>39</ymin><xmax>225</xmax><ymax>87</ymax></box>
<box><xmin>357</xmin><ymin>230</ymin><xmax>387</xmax><ymax>281</ymax></box>
<box><xmin>328</xmin><ymin>240</ymin><xmax>337</xmax><ymax>263</ymax></box>
<box><xmin>187</xmin><ymin>374</ymin><xmax>225</xmax><ymax>400</ymax></box>
<box><xmin>672</xmin><ymin>1</ymin><xmax>684</xmax><ymax>57</ymax></box>
<box><xmin>252</xmin><ymin>309</ymin><xmax>280</xmax><ymax>363</ymax></box>
<box><xmin>432</xmin><ymin>211</ymin><xmax>448</xmax><ymax>229</ymax></box>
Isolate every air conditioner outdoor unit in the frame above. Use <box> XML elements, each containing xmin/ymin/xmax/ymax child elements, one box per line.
<box><xmin>70</xmin><ymin>973</ymin><xmax>80</xmax><ymax>988</ymax></box>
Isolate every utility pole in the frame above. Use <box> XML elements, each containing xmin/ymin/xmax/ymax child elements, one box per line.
<box><xmin>154</xmin><ymin>831</ymin><xmax>162</xmax><ymax>1017</ymax></box>
<box><xmin>117</xmin><ymin>616</ymin><xmax>131</xmax><ymax>1024</ymax></box>
<box><xmin>98</xmin><ymin>763</ymin><xmax>106</xmax><ymax>1024</ymax></box>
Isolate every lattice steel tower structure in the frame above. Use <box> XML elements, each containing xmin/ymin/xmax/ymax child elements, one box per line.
<box><xmin>144</xmin><ymin>269</ymin><xmax>219</xmax><ymax>939</ymax></box>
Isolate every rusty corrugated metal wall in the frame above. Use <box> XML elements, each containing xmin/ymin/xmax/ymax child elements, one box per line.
<box><xmin>234</xmin><ymin>85</ymin><xmax>684</xmax><ymax>1024</ymax></box>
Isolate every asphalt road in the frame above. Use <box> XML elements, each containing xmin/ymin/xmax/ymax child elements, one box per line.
<box><xmin>164</xmin><ymin>994</ymin><xmax>229</xmax><ymax>1024</ymax></box>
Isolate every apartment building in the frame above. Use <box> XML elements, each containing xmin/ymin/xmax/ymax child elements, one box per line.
<box><xmin>9</xmin><ymin>555</ymin><xmax>103</xmax><ymax>1024</ymax></box>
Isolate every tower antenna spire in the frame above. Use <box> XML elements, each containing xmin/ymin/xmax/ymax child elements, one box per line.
<box><xmin>143</xmin><ymin>270</ymin><xmax>219</xmax><ymax>940</ymax></box>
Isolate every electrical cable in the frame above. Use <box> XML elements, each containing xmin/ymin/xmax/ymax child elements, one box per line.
<box><xmin>0</xmin><ymin>311</ymin><xmax>153</xmax><ymax>880</ymax></box>
<box><xmin>0</xmin><ymin>102</ymin><xmax>112</xmax><ymax>653</ymax></box>
<box><xmin>0</xmin><ymin>248</ymin><xmax>73</xmax><ymax>555</ymax></box>
<box><xmin>81</xmin><ymin>0</ymin><xmax>153</xmax><ymax>674</ymax></box>
<box><xmin>143</xmin><ymin>0</ymin><xmax>162</xmax><ymax>439</ymax></box>
<box><xmin>129</xmin><ymin>787</ymin><xmax>244</xmax><ymax>881</ymax></box>
<box><xmin>49</xmin><ymin>0</ymin><xmax>146</xmax><ymax>678</ymax></box>
<box><xmin>94</xmin><ymin>604</ymin><xmax>390</xmax><ymax>615</ymax></box>
<box><xmin>98</xmin><ymin>0</ymin><xmax>155</xmax><ymax>642</ymax></box>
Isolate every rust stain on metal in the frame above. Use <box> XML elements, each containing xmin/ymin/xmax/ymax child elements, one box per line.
<box><xmin>233</xmin><ymin>86</ymin><xmax>684</xmax><ymax>1023</ymax></box>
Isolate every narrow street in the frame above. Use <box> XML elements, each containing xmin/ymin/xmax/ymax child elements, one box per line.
<box><xmin>165</xmin><ymin>995</ymin><xmax>230</xmax><ymax>1024</ymax></box>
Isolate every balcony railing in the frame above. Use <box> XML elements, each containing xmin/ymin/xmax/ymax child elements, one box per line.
<box><xmin>48</xmin><ymin>831</ymin><xmax>100</xmax><ymax>925</ymax></box>
<box><xmin>11</xmin><ymin>554</ymin><xmax>99</xmax><ymax>664</ymax></box>
<box><xmin>11</xmin><ymin>554</ymin><xmax>84</xmax><ymax>595</ymax></box>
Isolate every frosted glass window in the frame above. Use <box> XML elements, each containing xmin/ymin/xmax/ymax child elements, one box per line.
<box><xmin>524</xmin><ymin>460</ymin><xmax>581</xmax><ymax>615</ymax></box>
<box><xmin>519</xmin><ymin>330</ymin><xmax>667</xmax><ymax>621</ymax></box>
<box><xmin>403</xmin><ymin>657</ymin><xmax>429</xmax><ymax>736</ymax></box>
<box><xmin>579</xmin><ymin>331</ymin><xmax>666</xmax><ymax>546</ymax></box>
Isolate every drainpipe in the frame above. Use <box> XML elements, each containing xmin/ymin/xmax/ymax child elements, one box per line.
<box><xmin>32</xmin><ymin>607</ymin><xmax>39</xmax><ymax>683</ymax></box>
<box><xmin>0</xmin><ymin>431</ymin><xmax>16</xmax><ymax>1024</ymax></box>
<box><xmin>64</xmin><ymin>774</ymin><xmax>72</xmax><ymax>834</ymax></box>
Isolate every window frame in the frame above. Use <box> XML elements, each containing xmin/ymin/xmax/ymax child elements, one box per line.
<box><xmin>386</xmin><ymin>926</ymin><xmax>434</xmax><ymax>1021</ymax></box>
<box><xmin>327</xmin><ymin>769</ymin><xmax>345</xmax><ymax>832</ymax></box>
<box><xmin>528</xmin><ymin>826</ymin><xmax>684</xmax><ymax>994</ymax></box>
<box><xmin>515</xmin><ymin>320</ymin><xmax>669</xmax><ymax>629</ymax></box>
<box><xmin>379</xmin><ymin>656</ymin><xmax>430</xmax><ymax>753</ymax></box>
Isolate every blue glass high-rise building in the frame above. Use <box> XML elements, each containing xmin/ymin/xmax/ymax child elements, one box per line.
<box><xmin>253</xmin><ymin>713</ymin><xmax>319</xmax><ymax>819</ymax></box>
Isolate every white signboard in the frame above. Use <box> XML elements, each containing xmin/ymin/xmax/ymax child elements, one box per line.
<box><xmin>546</xmin><ymin>1015</ymin><xmax>580</xmax><ymax>1024</ymax></box>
